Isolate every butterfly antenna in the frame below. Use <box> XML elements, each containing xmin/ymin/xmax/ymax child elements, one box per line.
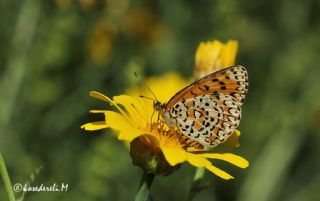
<box><xmin>139</xmin><ymin>95</ymin><xmax>155</xmax><ymax>101</ymax></box>
<box><xmin>134</xmin><ymin>72</ymin><xmax>159</xmax><ymax>102</ymax></box>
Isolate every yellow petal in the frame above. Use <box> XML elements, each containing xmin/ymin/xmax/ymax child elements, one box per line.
<box><xmin>90</xmin><ymin>91</ymin><xmax>112</xmax><ymax>103</ymax></box>
<box><xmin>80</xmin><ymin>121</ymin><xmax>108</xmax><ymax>131</ymax></box>
<box><xmin>222</xmin><ymin>129</ymin><xmax>241</xmax><ymax>148</ymax></box>
<box><xmin>89</xmin><ymin>110</ymin><xmax>107</xmax><ymax>113</ymax></box>
<box><xmin>104</xmin><ymin>111</ymin><xmax>129</xmax><ymax>127</ymax></box>
<box><xmin>104</xmin><ymin>111</ymin><xmax>131</xmax><ymax>130</ymax></box>
<box><xmin>161</xmin><ymin>147</ymin><xmax>187</xmax><ymax>166</ymax></box>
<box><xmin>117</xmin><ymin>129</ymin><xmax>144</xmax><ymax>142</ymax></box>
<box><xmin>205</xmin><ymin>165</ymin><xmax>234</xmax><ymax>180</ymax></box>
<box><xmin>186</xmin><ymin>153</ymin><xmax>212</xmax><ymax>167</ymax></box>
<box><xmin>113</xmin><ymin>95</ymin><xmax>152</xmax><ymax>125</ymax></box>
<box><xmin>104</xmin><ymin>111</ymin><xmax>146</xmax><ymax>141</ymax></box>
<box><xmin>195</xmin><ymin>40</ymin><xmax>222</xmax><ymax>70</ymax></box>
<box><xmin>199</xmin><ymin>153</ymin><xmax>249</xmax><ymax>168</ymax></box>
<box><xmin>185</xmin><ymin>153</ymin><xmax>235</xmax><ymax>180</ymax></box>
<box><xmin>185</xmin><ymin>149</ymin><xmax>235</xmax><ymax>180</ymax></box>
<box><xmin>90</xmin><ymin>91</ymin><xmax>127</xmax><ymax>116</ymax></box>
<box><xmin>221</xmin><ymin>40</ymin><xmax>238</xmax><ymax>67</ymax></box>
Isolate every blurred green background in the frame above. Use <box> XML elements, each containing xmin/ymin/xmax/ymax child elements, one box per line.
<box><xmin>1</xmin><ymin>0</ymin><xmax>320</xmax><ymax>201</ymax></box>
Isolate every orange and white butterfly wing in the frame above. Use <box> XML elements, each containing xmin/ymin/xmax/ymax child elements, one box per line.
<box><xmin>170</xmin><ymin>94</ymin><xmax>241</xmax><ymax>146</ymax></box>
<box><xmin>164</xmin><ymin>65</ymin><xmax>248</xmax><ymax>147</ymax></box>
<box><xmin>165</xmin><ymin>65</ymin><xmax>248</xmax><ymax>108</ymax></box>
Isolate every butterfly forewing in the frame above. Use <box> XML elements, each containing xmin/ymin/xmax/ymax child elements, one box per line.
<box><xmin>165</xmin><ymin>65</ymin><xmax>248</xmax><ymax>109</ymax></box>
<box><xmin>164</xmin><ymin>65</ymin><xmax>248</xmax><ymax>147</ymax></box>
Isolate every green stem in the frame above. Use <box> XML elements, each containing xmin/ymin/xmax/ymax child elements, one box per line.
<box><xmin>185</xmin><ymin>167</ymin><xmax>205</xmax><ymax>201</ymax></box>
<box><xmin>134</xmin><ymin>172</ymin><xmax>155</xmax><ymax>201</ymax></box>
<box><xmin>0</xmin><ymin>153</ymin><xmax>16</xmax><ymax>201</ymax></box>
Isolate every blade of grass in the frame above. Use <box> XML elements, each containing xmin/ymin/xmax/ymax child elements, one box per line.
<box><xmin>0</xmin><ymin>153</ymin><xmax>16</xmax><ymax>201</ymax></box>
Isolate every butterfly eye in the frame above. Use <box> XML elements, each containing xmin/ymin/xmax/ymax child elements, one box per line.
<box><xmin>154</xmin><ymin>102</ymin><xmax>163</xmax><ymax>111</ymax></box>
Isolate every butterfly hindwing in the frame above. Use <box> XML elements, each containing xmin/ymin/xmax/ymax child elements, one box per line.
<box><xmin>169</xmin><ymin>94</ymin><xmax>241</xmax><ymax>147</ymax></box>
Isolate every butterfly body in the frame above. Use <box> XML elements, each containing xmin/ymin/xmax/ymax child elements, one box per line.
<box><xmin>154</xmin><ymin>65</ymin><xmax>248</xmax><ymax>147</ymax></box>
<box><xmin>154</xmin><ymin>102</ymin><xmax>175</xmax><ymax>127</ymax></box>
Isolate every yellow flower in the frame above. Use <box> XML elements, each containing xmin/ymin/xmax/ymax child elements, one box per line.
<box><xmin>194</xmin><ymin>40</ymin><xmax>238</xmax><ymax>79</ymax></box>
<box><xmin>81</xmin><ymin>74</ymin><xmax>249</xmax><ymax>179</ymax></box>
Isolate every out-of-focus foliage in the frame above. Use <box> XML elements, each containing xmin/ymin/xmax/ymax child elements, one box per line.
<box><xmin>0</xmin><ymin>0</ymin><xmax>320</xmax><ymax>201</ymax></box>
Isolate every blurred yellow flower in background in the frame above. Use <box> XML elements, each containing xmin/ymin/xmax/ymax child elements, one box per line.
<box><xmin>54</xmin><ymin>0</ymin><xmax>71</xmax><ymax>8</ymax></box>
<box><xmin>81</xmin><ymin>73</ymin><xmax>248</xmax><ymax>179</ymax></box>
<box><xmin>79</xmin><ymin>0</ymin><xmax>96</xmax><ymax>11</ymax></box>
<box><xmin>88</xmin><ymin>19</ymin><xmax>116</xmax><ymax>66</ymax></box>
<box><xmin>194</xmin><ymin>40</ymin><xmax>238</xmax><ymax>79</ymax></box>
<box><xmin>124</xmin><ymin>6</ymin><xmax>167</xmax><ymax>44</ymax></box>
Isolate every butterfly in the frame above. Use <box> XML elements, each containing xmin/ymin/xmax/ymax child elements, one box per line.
<box><xmin>154</xmin><ymin>65</ymin><xmax>248</xmax><ymax>147</ymax></box>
